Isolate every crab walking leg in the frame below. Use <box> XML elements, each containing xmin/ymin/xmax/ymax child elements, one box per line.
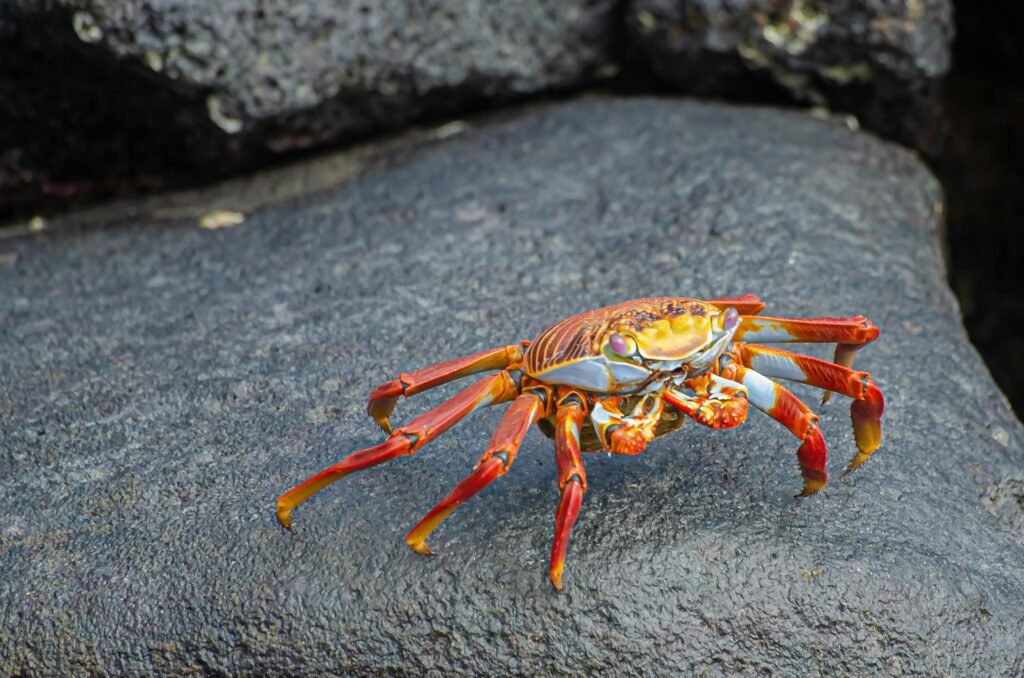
<box><xmin>732</xmin><ymin>314</ymin><xmax>880</xmax><ymax>346</ymax></box>
<box><xmin>549</xmin><ymin>398</ymin><xmax>587</xmax><ymax>590</ymax></box>
<box><xmin>722</xmin><ymin>363</ymin><xmax>829</xmax><ymax>496</ymax></box>
<box><xmin>405</xmin><ymin>391</ymin><xmax>547</xmax><ymax>555</ymax></box>
<box><xmin>705</xmin><ymin>293</ymin><xmax>766</xmax><ymax>316</ymax></box>
<box><xmin>732</xmin><ymin>313</ymin><xmax>880</xmax><ymax>405</ymax></box>
<box><xmin>367</xmin><ymin>343</ymin><xmax>526</xmax><ymax>432</ymax></box>
<box><xmin>276</xmin><ymin>370</ymin><xmax>520</xmax><ymax>530</ymax></box>
<box><xmin>731</xmin><ymin>343</ymin><xmax>884</xmax><ymax>474</ymax></box>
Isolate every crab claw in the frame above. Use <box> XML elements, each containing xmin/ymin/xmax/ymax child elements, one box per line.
<box><xmin>609</xmin><ymin>427</ymin><xmax>648</xmax><ymax>455</ymax></box>
<box><xmin>844</xmin><ymin>378</ymin><xmax>884</xmax><ymax>475</ymax></box>
<box><xmin>694</xmin><ymin>397</ymin><xmax>749</xmax><ymax>430</ymax></box>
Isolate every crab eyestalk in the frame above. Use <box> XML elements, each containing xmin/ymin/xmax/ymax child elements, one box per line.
<box><xmin>722</xmin><ymin>307</ymin><xmax>740</xmax><ymax>332</ymax></box>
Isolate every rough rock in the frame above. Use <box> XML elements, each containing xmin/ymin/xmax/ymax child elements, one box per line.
<box><xmin>626</xmin><ymin>0</ymin><xmax>953</xmax><ymax>153</ymax></box>
<box><xmin>935</xmin><ymin>0</ymin><xmax>1024</xmax><ymax>413</ymax></box>
<box><xmin>0</xmin><ymin>0</ymin><xmax>617</xmax><ymax>215</ymax></box>
<box><xmin>2</xmin><ymin>98</ymin><xmax>1023</xmax><ymax>674</ymax></box>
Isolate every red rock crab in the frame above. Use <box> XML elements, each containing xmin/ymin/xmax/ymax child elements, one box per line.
<box><xmin>276</xmin><ymin>295</ymin><xmax>883</xmax><ymax>589</ymax></box>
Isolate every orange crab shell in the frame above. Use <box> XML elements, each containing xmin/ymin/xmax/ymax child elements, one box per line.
<box><xmin>523</xmin><ymin>298</ymin><xmax>729</xmax><ymax>393</ymax></box>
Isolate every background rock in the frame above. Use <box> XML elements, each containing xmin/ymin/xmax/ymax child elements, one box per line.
<box><xmin>0</xmin><ymin>0</ymin><xmax>618</xmax><ymax>215</ymax></box>
<box><xmin>625</xmin><ymin>0</ymin><xmax>953</xmax><ymax>153</ymax></box>
<box><xmin>934</xmin><ymin>0</ymin><xmax>1024</xmax><ymax>414</ymax></box>
<box><xmin>2</xmin><ymin>98</ymin><xmax>1023</xmax><ymax>674</ymax></box>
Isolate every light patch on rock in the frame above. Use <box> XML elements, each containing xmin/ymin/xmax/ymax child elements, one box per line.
<box><xmin>991</xmin><ymin>425</ymin><xmax>1010</xmax><ymax>448</ymax></box>
<box><xmin>761</xmin><ymin>0</ymin><xmax>828</xmax><ymax>56</ymax></box>
<box><xmin>799</xmin><ymin>567</ymin><xmax>824</xmax><ymax>582</ymax></box>
<box><xmin>817</xmin><ymin>62</ymin><xmax>874</xmax><ymax>85</ymax></box>
<box><xmin>199</xmin><ymin>210</ymin><xmax>245</xmax><ymax>229</ymax></box>
<box><xmin>144</xmin><ymin>50</ymin><xmax>164</xmax><ymax>72</ymax></box>
<box><xmin>737</xmin><ymin>42</ymin><xmax>821</xmax><ymax>104</ymax></box>
<box><xmin>206</xmin><ymin>95</ymin><xmax>243</xmax><ymax>134</ymax></box>
<box><xmin>633</xmin><ymin>9</ymin><xmax>657</xmax><ymax>34</ymax></box>
<box><xmin>72</xmin><ymin>11</ymin><xmax>104</xmax><ymax>44</ymax></box>
<box><xmin>320</xmin><ymin>379</ymin><xmax>342</xmax><ymax>393</ymax></box>
<box><xmin>433</xmin><ymin>121</ymin><xmax>468</xmax><ymax>139</ymax></box>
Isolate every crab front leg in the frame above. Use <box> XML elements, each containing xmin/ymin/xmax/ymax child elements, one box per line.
<box><xmin>721</xmin><ymin>362</ymin><xmax>828</xmax><ymax>496</ymax></box>
<box><xmin>589</xmin><ymin>394</ymin><xmax>665</xmax><ymax>455</ymax></box>
<box><xmin>732</xmin><ymin>313</ymin><xmax>879</xmax><ymax>404</ymax></box>
<box><xmin>731</xmin><ymin>342</ymin><xmax>884</xmax><ymax>474</ymax></box>
<box><xmin>277</xmin><ymin>370</ymin><xmax>520</xmax><ymax>530</ymax></box>
<box><xmin>367</xmin><ymin>343</ymin><xmax>526</xmax><ymax>432</ymax></box>
<box><xmin>549</xmin><ymin>391</ymin><xmax>587</xmax><ymax>590</ymax></box>
<box><xmin>404</xmin><ymin>386</ymin><xmax>552</xmax><ymax>555</ymax></box>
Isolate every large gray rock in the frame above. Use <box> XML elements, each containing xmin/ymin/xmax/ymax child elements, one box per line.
<box><xmin>626</xmin><ymin>0</ymin><xmax>953</xmax><ymax>153</ymax></box>
<box><xmin>0</xmin><ymin>0</ymin><xmax>616</xmax><ymax>215</ymax></box>
<box><xmin>2</xmin><ymin>98</ymin><xmax>1022</xmax><ymax>674</ymax></box>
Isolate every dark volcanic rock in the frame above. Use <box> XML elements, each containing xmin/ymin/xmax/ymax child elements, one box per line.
<box><xmin>2</xmin><ymin>98</ymin><xmax>1022</xmax><ymax>674</ymax></box>
<box><xmin>626</xmin><ymin>0</ymin><xmax>953</xmax><ymax>153</ymax></box>
<box><xmin>936</xmin><ymin>0</ymin><xmax>1024</xmax><ymax>414</ymax></box>
<box><xmin>0</xmin><ymin>0</ymin><xmax>617</xmax><ymax>215</ymax></box>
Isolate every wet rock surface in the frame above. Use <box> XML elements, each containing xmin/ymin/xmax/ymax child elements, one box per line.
<box><xmin>626</xmin><ymin>0</ymin><xmax>953</xmax><ymax>153</ymax></box>
<box><xmin>2</xmin><ymin>98</ymin><xmax>1022</xmax><ymax>674</ymax></box>
<box><xmin>0</xmin><ymin>0</ymin><xmax>617</xmax><ymax>214</ymax></box>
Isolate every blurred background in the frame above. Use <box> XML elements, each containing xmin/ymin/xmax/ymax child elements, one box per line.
<box><xmin>1</xmin><ymin>0</ymin><xmax>1020</xmax><ymax>413</ymax></box>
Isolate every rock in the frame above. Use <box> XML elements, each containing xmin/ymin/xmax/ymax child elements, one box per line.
<box><xmin>626</xmin><ymin>0</ymin><xmax>954</xmax><ymax>153</ymax></box>
<box><xmin>0</xmin><ymin>0</ymin><xmax>617</xmax><ymax>216</ymax></box>
<box><xmin>2</xmin><ymin>98</ymin><xmax>1022</xmax><ymax>674</ymax></box>
<box><xmin>935</xmin><ymin>0</ymin><xmax>1024</xmax><ymax>413</ymax></box>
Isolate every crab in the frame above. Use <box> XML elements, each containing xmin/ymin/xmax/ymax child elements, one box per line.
<box><xmin>276</xmin><ymin>294</ymin><xmax>884</xmax><ymax>589</ymax></box>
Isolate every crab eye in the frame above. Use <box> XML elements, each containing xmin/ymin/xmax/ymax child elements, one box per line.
<box><xmin>723</xmin><ymin>307</ymin><xmax>740</xmax><ymax>332</ymax></box>
<box><xmin>608</xmin><ymin>333</ymin><xmax>633</xmax><ymax>356</ymax></box>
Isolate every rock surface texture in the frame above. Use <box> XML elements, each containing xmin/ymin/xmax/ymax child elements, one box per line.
<box><xmin>2</xmin><ymin>99</ymin><xmax>1022</xmax><ymax>674</ymax></box>
<box><xmin>0</xmin><ymin>0</ymin><xmax>617</xmax><ymax>214</ymax></box>
<box><xmin>626</xmin><ymin>0</ymin><xmax>953</xmax><ymax>153</ymax></box>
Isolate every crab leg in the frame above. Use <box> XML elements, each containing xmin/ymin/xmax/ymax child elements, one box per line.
<box><xmin>732</xmin><ymin>314</ymin><xmax>879</xmax><ymax>347</ymax></box>
<box><xmin>720</xmin><ymin>363</ymin><xmax>829</xmax><ymax>496</ymax></box>
<box><xmin>706</xmin><ymin>293</ymin><xmax>766</xmax><ymax>316</ymax></box>
<box><xmin>405</xmin><ymin>390</ymin><xmax>547</xmax><ymax>555</ymax></box>
<box><xmin>732</xmin><ymin>313</ymin><xmax>879</xmax><ymax>403</ymax></box>
<box><xmin>731</xmin><ymin>343</ymin><xmax>884</xmax><ymax>474</ymax></box>
<box><xmin>549</xmin><ymin>395</ymin><xmax>587</xmax><ymax>590</ymax></box>
<box><xmin>276</xmin><ymin>370</ymin><xmax>520</xmax><ymax>530</ymax></box>
<box><xmin>367</xmin><ymin>343</ymin><xmax>525</xmax><ymax>432</ymax></box>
